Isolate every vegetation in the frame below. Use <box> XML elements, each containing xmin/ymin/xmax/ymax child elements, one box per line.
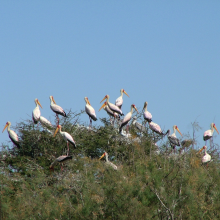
<box><xmin>1</xmin><ymin>111</ymin><xmax>220</xmax><ymax>219</ymax></box>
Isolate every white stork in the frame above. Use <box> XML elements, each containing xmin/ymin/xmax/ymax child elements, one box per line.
<box><xmin>2</xmin><ymin>121</ymin><xmax>20</xmax><ymax>148</ymax></box>
<box><xmin>203</xmin><ymin>123</ymin><xmax>219</xmax><ymax>146</ymax></box>
<box><xmin>84</xmin><ymin>97</ymin><xmax>97</xmax><ymax>128</ymax></box>
<box><xmin>32</xmin><ymin>98</ymin><xmax>42</xmax><ymax>124</ymax></box>
<box><xmin>143</xmin><ymin>102</ymin><xmax>152</xmax><ymax>123</ymax></box>
<box><xmin>148</xmin><ymin>121</ymin><xmax>168</xmax><ymax>136</ymax></box>
<box><xmin>100</xmin><ymin>95</ymin><xmax>124</xmax><ymax>116</ymax></box>
<box><xmin>132</xmin><ymin>116</ymin><xmax>146</xmax><ymax>133</ymax></box>
<box><xmin>99</xmin><ymin>152</ymin><xmax>118</xmax><ymax>170</ymax></box>
<box><xmin>39</xmin><ymin>116</ymin><xmax>53</xmax><ymax>128</ymax></box>
<box><xmin>54</xmin><ymin>125</ymin><xmax>76</xmax><ymax>155</ymax></box>
<box><xmin>198</xmin><ymin>146</ymin><xmax>211</xmax><ymax>165</ymax></box>
<box><xmin>49</xmin><ymin>155</ymin><xmax>72</xmax><ymax>171</ymax></box>
<box><xmin>100</xmin><ymin>102</ymin><xmax>119</xmax><ymax>125</ymax></box>
<box><xmin>167</xmin><ymin>125</ymin><xmax>182</xmax><ymax>151</ymax></box>
<box><xmin>119</xmin><ymin>104</ymin><xmax>138</xmax><ymax>133</ymax></box>
<box><xmin>115</xmin><ymin>89</ymin><xmax>129</xmax><ymax>109</ymax></box>
<box><xmin>49</xmin><ymin>96</ymin><xmax>66</xmax><ymax>125</ymax></box>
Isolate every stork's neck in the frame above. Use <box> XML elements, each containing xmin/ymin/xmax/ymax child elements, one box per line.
<box><xmin>144</xmin><ymin>105</ymin><xmax>148</xmax><ymax>112</ymax></box>
<box><xmin>130</xmin><ymin>106</ymin><xmax>134</xmax><ymax>114</ymax></box>
<box><xmin>211</xmin><ymin>124</ymin><xmax>214</xmax><ymax>134</ymax></box>
<box><xmin>105</xmin><ymin>153</ymin><xmax>109</xmax><ymax>162</ymax></box>
<box><xmin>50</xmin><ymin>99</ymin><xmax>54</xmax><ymax>105</ymax></box>
<box><xmin>7</xmin><ymin>124</ymin><xmax>11</xmax><ymax>132</ymax></box>
<box><xmin>120</xmin><ymin>90</ymin><xmax>123</xmax><ymax>97</ymax></box>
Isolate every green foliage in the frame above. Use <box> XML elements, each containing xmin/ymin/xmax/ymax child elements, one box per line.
<box><xmin>1</xmin><ymin>111</ymin><xmax>220</xmax><ymax>219</ymax></box>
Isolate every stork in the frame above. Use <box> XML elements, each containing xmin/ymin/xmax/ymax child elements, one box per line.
<box><xmin>101</xmin><ymin>103</ymin><xmax>119</xmax><ymax>125</ymax></box>
<box><xmin>203</xmin><ymin>123</ymin><xmax>219</xmax><ymax>147</ymax></box>
<box><xmin>2</xmin><ymin>122</ymin><xmax>20</xmax><ymax>148</ymax></box>
<box><xmin>39</xmin><ymin>116</ymin><xmax>53</xmax><ymax>129</ymax></box>
<box><xmin>143</xmin><ymin>102</ymin><xmax>152</xmax><ymax>123</ymax></box>
<box><xmin>99</xmin><ymin>152</ymin><xmax>118</xmax><ymax>170</ymax></box>
<box><xmin>198</xmin><ymin>146</ymin><xmax>211</xmax><ymax>165</ymax></box>
<box><xmin>49</xmin><ymin>155</ymin><xmax>72</xmax><ymax>172</ymax></box>
<box><xmin>54</xmin><ymin>125</ymin><xmax>76</xmax><ymax>155</ymax></box>
<box><xmin>148</xmin><ymin>121</ymin><xmax>168</xmax><ymax>136</ymax></box>
<box><xmin>115</xmin><ymin>89</ymin><xmax>129</xmax><ymax>109</ymax></box>
<box><xmin>84</xmin><ymin>97</ymin><xmax>97</xmax><ymax>128</ymax></box>
<box><xmin>32</xmin><ymin>98</ymin><xmax>42</xmax><ymax>124</ymax></box>
<box><xmin>100</xmin><ymin>95</ymin><xmax>124</xmax><ymax>116</ymax></box>
<box><xmin>119</xmin><ymin>104</ymin><xmax>139</xmax><ymax>133</ymax></box>
<box><xmin>49</xmin><ymin>96</ymin><xmax>66</xmax><ymax>126</ymax></box>
<box><xmin>167</xmin><ymin>125</ymin><xmax>182</xmax><ymax>152</ymax></box>
<box><xmin>132</xmin><ymin>116</ymin><xmax>146</xmax><ymax>133</ymax></box>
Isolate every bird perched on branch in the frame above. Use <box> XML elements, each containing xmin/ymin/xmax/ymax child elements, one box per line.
<box><xmin>143</xmin><ymin>102</ymin><xmax>152</xmax><ymax>123</ymax></box>
<box><xmin>32</xmin><ymin>98</ymin><xmax>42</xmax><ymax>124</ymax></box>
<box><xmin>115</xmin><ymin>89</ymin><xmax>129</xmax><ymax>109</ymax></box>
<box><xmin>84</xmin><ymin>97</ymin><xmax>97</xmax><ymax>128</ymax></box>
<box><xmin>49</xmin><ymin>155</ymin><xmax>72</xmax><ymax>171</ymax></box>
<box><xmin>198</xmin><ymin>146</ymin><xmax>211</xmax><ymax>165</ymax></box>
<box><xmin>168</xmin><ymin>125</ymin><xmax>182</xmax><ymax>152</ymax></box>
<box><xmin>132</xmin><ymin>116</ymin><xmax>146</xmax><ymax>133</ymax></box>
<box><xmin>203</xmin><ymin>123</ymin><xmax>219</xmax><ymax>146</ymax></box>
<box><xmin>99</xmin><ymin>152</ymin><xmax>118</xmax><ymax>170</ymax></box>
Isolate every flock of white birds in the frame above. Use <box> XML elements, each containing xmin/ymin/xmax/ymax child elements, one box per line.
<box><xmin>2</xmin><ymin>89</ymin><xmax>219</xmax><ymax>171</ymax></box>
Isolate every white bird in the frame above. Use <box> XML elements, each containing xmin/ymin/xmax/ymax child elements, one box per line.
<box><xmin>148</xmin><ymin>121</ymin><xmax>168</xmax><ymax>135</ymax></box>
<box><xmin>143</xmin><ymin>102</ymin><xmax>152</xmax><ymax>123</ymax></box>
<box><xmin>115</xmin><ymin>89</ymin><xmax>129</xmax><ymax>109</ymax></box>
<box><xmin>49</xmin><ymin>155</ymin><xmax>72</xmax><ymax>171</ymax></box>
<box><xmin>203</xmin><ymin>123</ymin><xmax>219</xmax><ymax>146</ymax></box>
<box><xmin>99</xmin><ymin>152</ymin><xmax>118</xmax><ymax>170</ymax></box>
<box><xmin>100</xmin><ymin>95</ymin><xmax>124</xmax><ymax>116</ymax></box>
<box><xmin>49</xmin><ymin>96</ymin><xmax>66</xmax><ymax>125</ymax></box>
<box><xmin>39</xmin><ymin>116</ymin><xmax>53</xmax><ymax>128</ymax></box>
<box><xmin>168</xmin><ymin>125</ymin><xmax>182</xmax><ymax>150</ymax></box>
<box><xmin>32</xmin><ymin>98</ymin><xmax>42</xmax><ymax>124</ymax></box>
<box><xmin>198</xmin><ymin>146</ymin><xmax>211</xmax><ymax>164</ymax></box>
<box><xmin>119</xmin><ymin>104</ymin><xmax>139</xmax><ymax>133</ymax></box>
<box><xmin>84</xmin><ymin>97</ymin><xmax>97</xmax><ymax>127</ymax></box>
<box><xmin>2</xmin><ymin>121</ymin><xmax>20</xmax><ymax>148</ymax></box>
<box><xmin>54</xmin><ymin>125</ymin><xmax>76</xmax><ymax>155</ymax></box>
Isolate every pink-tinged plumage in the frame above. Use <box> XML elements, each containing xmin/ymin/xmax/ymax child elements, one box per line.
<box><xmin>198</xmin><ymin>146</ymin><xmax>211</xmax><ymax>164</ymax></box>
<box><xmin>119</xmin><ymin>104</ymin><xmax>139</xmax><ymax>133</ymax></box>
<box><xmin>84</xmin><ymin>97</ymin><xmax>97</xmax><ymax>124</ymax></box>
<box><xmin>32</xmin><ymin>98</ymin><xmax>42</xmax><ymax>124</ymax></box>
<box><xmin>143</xmin><ymin>102</ymin><xmax>152</xmax><ymax>122</ymax></box>
<box><xmin>148</xmin><ymin>121</ymin><xmax>168</xmax><ymax>135</ymax></box>
<box><xmin>100</xmin><ymin>95</ymin><xmax>124</xmax><ymax>116</ymax></box>
<box><xmin>2</xmin><ymin>121</ymin><xmax>20</xmax><ymax>148</ymax></box>
<box><xmin>39</xmin><ymin>116</ymin><xmax>53</xmax><ymax>128</ymax></box>
<box><xmin>49</xmin><ymin>155</ymin><xmax>72</xmax><ymax>171</ymax></box>
<box><xmin>49</xmin><ymin>96</ymin><xmax>66</xmax><ymax>117</ymax></box>
<box><xmin>203</xmin><ymin>123</ymin><xmax>219</xmax><ymax>141</ymax></box>
<box><xmin>115</xmin><ymin>89</ymin><xmax>129</xmax><ymax>109</ymax></box>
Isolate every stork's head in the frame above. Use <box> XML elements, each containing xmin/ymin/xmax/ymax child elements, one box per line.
<box><xmin>84</xmin><ymin>97</ymin><xmax>91</xmax><ymax>105</ymax></box>
<box><xmin>54</xmin><ymin>125</ymin><xmax>62</xmax><ymax>137</ymax></box>
<box><xmin>2</xmin><ymin>121</ymin><xmax>11</xmax><ymax>133</ymax></box>
<box><xmin>34</xmin><ymin>98</ymin><xmax>42</xmax><ymax>108</ymax></box>
<box><xmin>198</xmin><ymin>145</ymin><xmax>207</xmax><ymax>153</ymax></box>
<box><xmin>121</xmin><ymin>89</ymin><xmax>129</xmax><ymax>97</ymax></box>
<box><xmin>99</xmin><ymin>102</ymin><xmax>107</xmax><ymax>111</ymax></box>
<box><xmin>99</xmin><ymin>152</ymin><xmax>107</xmax><ymax>160</ymax></box>
<box><xmin>49</xmin><ymin>96</ymin><xmax>56</xmax><ymax>104</ymax></box>
<box><xmin>143</xmin><ymin>102</ymin><xmax>148</xmax><ymax>109</ymax></box>
<box><xmin>174</xmin><ymin>125</ymin><xmax>182</xmax><ymax>136</ymax></box>
<box><xmin>100</xmin><ymin>95</ymin><xmax>109</xmax><ymax>103</ymax></box>
<box><xmin>132</xmin><ymin>104</ymin><xmax>139</xmax><ymax>113</ymax></box>
<box><xmin>212</xmin><ymin>123</ymin><xmax>219</xmax><ymax>134</ymax></box>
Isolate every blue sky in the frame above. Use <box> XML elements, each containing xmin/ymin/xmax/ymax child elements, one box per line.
<box><xmin>1</xmin><ymin>1</ymin><xmax>220</xmax><ymax>149</ymax></box>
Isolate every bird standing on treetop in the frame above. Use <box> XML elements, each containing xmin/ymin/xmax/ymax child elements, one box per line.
<box><xmin>119</xmin><ymin>104</ymin><xmax>138</xmax><ymax>133</ymax></box>
<box><xmin>2</xmin><ymin>121</ymin><xmax>20</xmax><ymax>148</ymax></box>
<box><xmin>32</xmin><ymin>98</ymin><xmax>42</xmax><ymax>124</ymax></box>
<box><xmin>49</xmin><ymin>155</ymin><xmax>72</xmax><ymax>172</ymax></box>
<box><xmin>143</xmin><ymin>102</ymin><xmax>152</xmax><ymax>123</ymax></box>
<box><xmin>148</xmin><ymin>121</ymin><xmax>168</xmax><ymax>136</ymax></box>
<box><xmin>167</xmin><ymin>125</ymin><xmax>182</xmax><ymax>152</ymax></box>
<box><xmin>203</xmin><ymin>123</ymin><xmax>219</xmax><ymax>146</ymax></box>
<box><xmin>84</xmin><ymin>97</ymin><xmax>97</xmax><ymax>128</ymax></box>
<box><xmin>198</xmin><ymin>146</ymin><xmax>211</xmax><ymax>165</ymax></box>
<box><xmin>54</xmin><ymin>125</ymin><xmax>76</xmax><ymax>155</ymax></box>
<box><xmin>115</xmin><ymin>89</ymin><xmax>129</xmax><ymax>109</ymax></box>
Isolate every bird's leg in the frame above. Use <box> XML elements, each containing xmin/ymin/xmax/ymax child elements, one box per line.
<box><xmin>113</xmin><ymin>114</ymin><xmax>116</xmax><ymax>126</ymax></box>
<box><xmin>126</xmin><ymin>124</ymin><xmax>129</xmax><ymax>134</ymax></box>
<box><xmin>56</xmin><ymin>114</ymin><xmax>60</xmax><ymax>126</ymax></box>
<box><xmin>89</xmin><ymin>117</ymin><xmax>92</xmax><ymax>129</ymax></box>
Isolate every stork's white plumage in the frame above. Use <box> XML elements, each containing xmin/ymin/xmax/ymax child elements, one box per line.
<box><xmin>39</xmin><ymin>116</ymin><xmax>53</xmax><ymax>128</ymax></box>
<box><xmin>50</xmin><ymin>96</ymin><xmax>66</xmax><ymax>117</ymax></box>
<box><xmin>54</xmin><ymin>125</ymin><xmax>76</xmax><ymax>155</ymax></box>
<box><xmin>198</xmin><ymin>146</ymin><xmax>211</xmax><ymax>164</ymax></box>
<box><xmin>203</xmin><ymin>123</ymin><xmax>219</xmax><ymax>145</ymax></box>
<box><xmin>32</xmin><ymin>98</ymin><xmax>42</xmax><ymax>124</ymax></box>
<box><xmin>49</xmin><ymin>155</ymin><xmax>72</xmax><ymax>171</ymax></box>
<box><xmin>132</xmin><ymin>116</ymin><xmax>146</xmax><ymax>133</ymax></box>
<box><xmin>119</xmin><ymin>104</ymin><xmax>139</xmax><ymax>133</ymax></box>
<box><xmin>99</xmin><ymin>152</ymin><xmax>118</xmax><ymax>170</ymax></box>
<box><xmin>84</xmin><ymin>97</ymin><xmax>97</xmax><ymax>127</ymax></box>
<box><xmin>115</xmin><ymin>89</ymin><xmax>129</xmax><ymax>109</ymax></box>
<box><xmin>168</xmin><ymin>125</ymin><xmax>182</xmax><ymax>149</ymax></box>
<box><xmin>143</xmin><ymin>102</ymin><xmax>152</xmax><ymax>122</ymax></box>
<box><xmin>2</xmin><ymin>121</ymin><xmax>20</xmax><ymax>148</ymax></box>
<box><xmin>100</xmin><ymin>95</ymin><xmax>124</xmax><ymax>116</ymax></box>
<box><xmin>148</xmin><ymin>121</ymin><xmax>168</xmax><ymax>135</ymax></box>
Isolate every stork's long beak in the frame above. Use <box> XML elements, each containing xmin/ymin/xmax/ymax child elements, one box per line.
<box><xmin>37</xmin><ymin>100</ymin><xmax>43</xmax><ymax>108</ymax></box>
<box><xmin>123</xmin><ymin>90</ymin><xmax>129</xmax><ymax>97</ymax></box>
<box><xmin>198</xmin><ymin>146</ymin><xmax>205</xmax><ymax>153</ymax></box>
<box><xmin>2</xmin><ymin>123</ymin><xmax>8</xmax><ymax>133</ymax></box>
<box><xmin>87</xmin><ymin>98</ymin><xmax>91</xmax><ymax>105</ymax></box>
<box><xmin>54</xmin><ymin>127</ymin><xmax>59</xmax><ymax>137</ymax></box>
<box><xmin>99</xmin><ymin>102</ymin><xmax>107</xmax><ymax>111</ymax></box>
<box><xmin>99</xmin><ymin>153</ymin><xmax>105</xmax><ymax>160</ymax></box>
<box><xmin>100</xmin><ymin>96</ymin><xmax>107</xmax><ymax>103</ymax></box>
<box><xmin>52</xmin><ymin>97</ymin><xmax>56</xmax><ymax>104</ymax></box>
<box><xmin>176</xmin><ymin>127</ymin><xmax>183</xmax><ymax>136</ymax></box>
<box><xmin>214</xmin><ymin>125</ymin><xmax>219</xmax><ymax>134</ymax></box>
<box><xmin>134</xmin><ymin>106</ymin><xmax>139</xmax><ymax>114</ymax></box>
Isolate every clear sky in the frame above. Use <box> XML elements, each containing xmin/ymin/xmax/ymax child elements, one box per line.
<box><xmin>1</xmin><ymin>1</ymin><xmax>220</xmax><ymax>149</ymax></box>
